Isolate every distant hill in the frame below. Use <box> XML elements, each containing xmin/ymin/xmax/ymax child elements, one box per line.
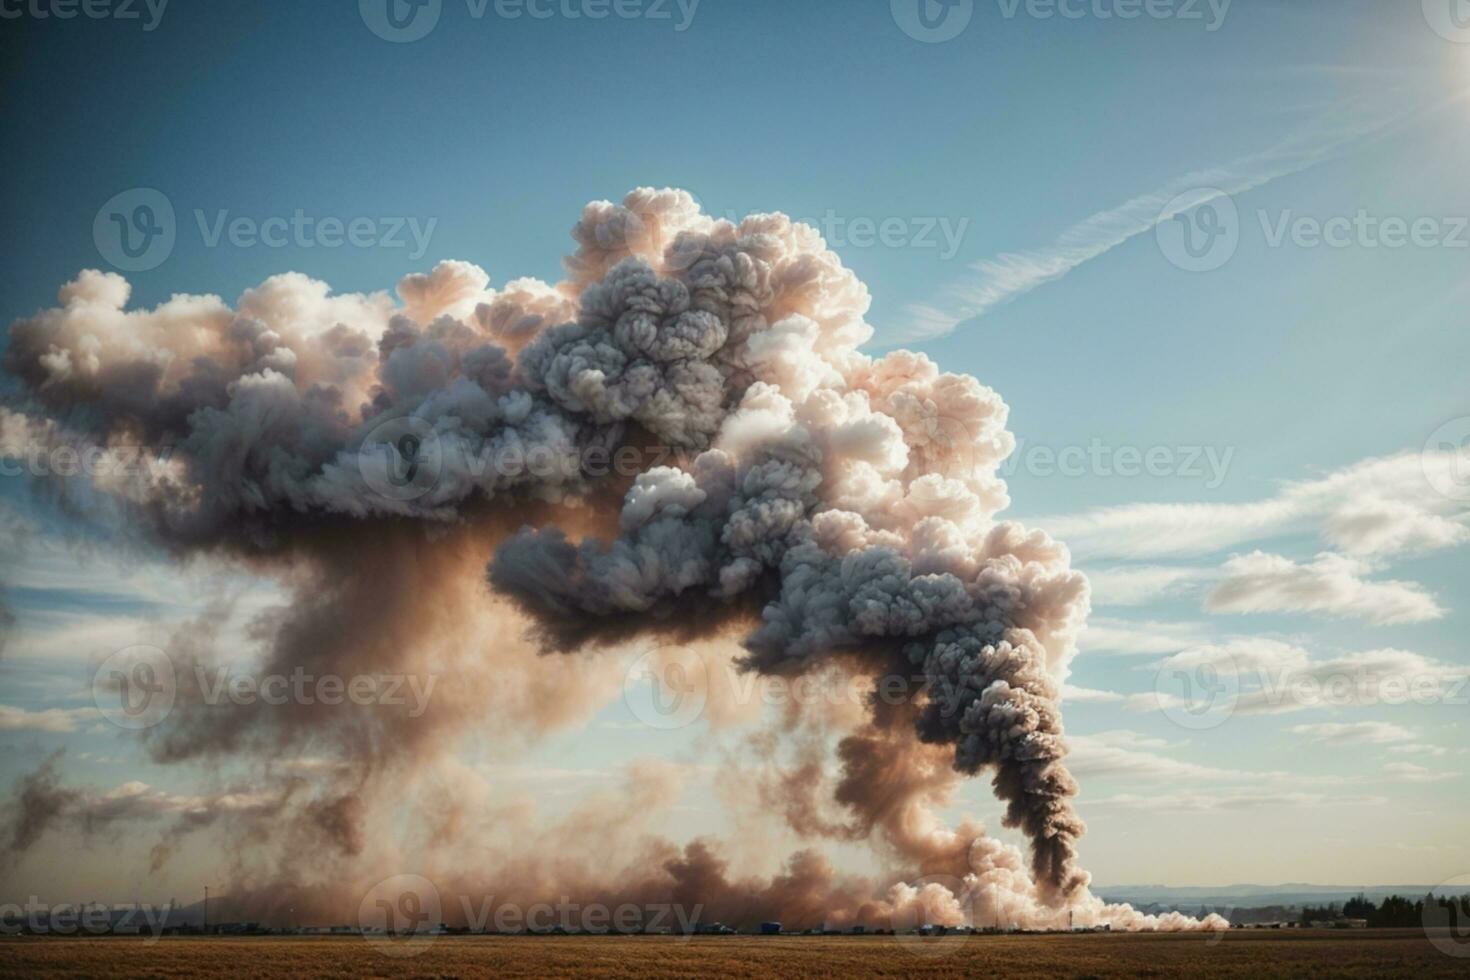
<box><xmin>1095</xmin><ymin>883</ymin><xmax>1453</xmax><ymax>910</ymax></box>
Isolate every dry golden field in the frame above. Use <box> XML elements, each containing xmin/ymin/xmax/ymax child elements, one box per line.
<box><xmin>2</xmin><ymin>930</ymin><xmax>1467</xmax><ymax>979</ymax></box>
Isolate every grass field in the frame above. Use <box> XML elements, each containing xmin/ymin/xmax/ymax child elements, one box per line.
<box><xmin>2</xmin><ymin>930</ymin><xmax>1467</xmax><ymax>979</ymax></box>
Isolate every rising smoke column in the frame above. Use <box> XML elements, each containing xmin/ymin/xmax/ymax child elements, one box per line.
<box><xmin>488</xmin><ymin>201</ymin><xmax>1093</xmax><ymax>898</ymax></box>
<box><xmin>4</xmin><ymin>188</ymin><xmax>1105</xmax><ymax>916</ymax></box>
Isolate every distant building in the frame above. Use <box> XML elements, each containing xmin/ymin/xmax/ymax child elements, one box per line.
<box><xmin>759</xmin><ymin>922</ymin><xmax>782</xmax><ymax>935</ymax></box>
<box><xmin>697</xmin><ymin>922</ymin><xmax>734</xmax><ymax>935</ymax></box>
<box><xmin>211</xmin><ymin>923</ymin><xmax>261</xmax><ymax>935</ymax></box>
<box><xmin>1309</xmin><ymin>919</ymin><xmax>1367</xmax><ymax>929</ymax></box>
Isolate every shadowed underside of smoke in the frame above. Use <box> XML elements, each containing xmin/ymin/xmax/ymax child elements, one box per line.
<box><xmin>490</xmin><ymin>495</ymin><xmax>1091</xmax><ymax>897</ymax></box>
<box><xmin>2</xmin><ymin>188</ymin><xmax>1100</xmax><ymax>909</ymax></box>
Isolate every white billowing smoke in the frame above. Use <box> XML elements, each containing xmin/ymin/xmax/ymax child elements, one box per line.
<box><xmin>1</xmin><ymin>189</ymin><xmax>1223</xmax><ymax>932</ymax></box>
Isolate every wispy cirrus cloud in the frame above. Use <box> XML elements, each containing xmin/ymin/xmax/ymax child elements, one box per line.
<box><xmin>1286</xmin><ymin>721</ymin><xmax>1414</xmax><ymax>746</ymax></box>
<box><xmin>1152</xmin><ymin>641</ymin><xmax>1470</xmax><ymax>717</ymax></box>
<box><xmin>1061</xmin><ymin>686</ymin><xmax>1187</xmax><ymax>715</ymax></box>
<box><xmin>1078</xmin><ymin>616</ymin><xmax>1215</xmax><ymax>656</ymax></box>
<box><xmin>1046</xmin><ymin>451</ymin><xmax>1470</xmax><ymax>562</ymax></box>
<box><xmin>0</xmin><ymin>705</ymin><xmax>100</xmax><ymax>734</ymax></box>
<box><xmin>1086</xmin><ymin>790</ymin><xmax>1387</xmax><ymax>813</ymax></box>
<box><xmin>1061</xmin><ymin>684</ymin><xmax>1127</xmax><ymax>704</ymax></box>
<box><xmin>1066</xmin><ymin>730</ymin><xmax>1280</xmax><ymax>784</ymax></box>
<box><xmin>1388</xmin><ymin>743</ymin><xmax>1450</xmax><ymax>759</ymax></box>
<box><xmin>1205</xmin><ymin>551</ymin><xmax>1444</xmax><ymax>626</ymax></box>
<box><xmin>1323</xmin><ymin>498</ymin><xmax>1469</xmax><ymax>557</ymax></box>
<box><xmin>1065</xmin><ymin>731</ymin><xmax>1362</xmax><ymax>798</ymax></box>
<box><xmin>886</xmin><ymin>99</ymin><xmax>1432</xmax><ymax>344</ymax></box>
<box><xmin>1384</xmin><ymin>762</ymin><xmax>1460</xmax><ymax>785</ymax></box>
<box><xmin>1083</xmin><ymin>565</ymin><xmax>1217</xmax><ymax>607</ymax></box>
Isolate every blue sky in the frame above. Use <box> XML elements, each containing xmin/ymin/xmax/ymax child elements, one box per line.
<box><xmin>2</xmin><ymin>0</ymin><xmax>1469</xmax><ymax>904</ymax></box>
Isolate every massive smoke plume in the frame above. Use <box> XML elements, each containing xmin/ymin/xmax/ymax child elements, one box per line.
<box><xmin>0</xmin><ymin>189</ymin><xmax>1220</xmax><ymax>931</ymax></box>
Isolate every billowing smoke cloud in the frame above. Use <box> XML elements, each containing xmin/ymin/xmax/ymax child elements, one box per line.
<box><xmin>0</xmin><ymin>189</ymin><xmax>1218</xmax><ymax>931</ymax></box>
<box><xmin>3</xmin><ymin>752</ymin><xmax>79</xmax><ymax>856</ymax></box>
<box><xmin>485</xmin><ymin>195</ymin><xmax>1090</xmax><ymax>898</ymax></box>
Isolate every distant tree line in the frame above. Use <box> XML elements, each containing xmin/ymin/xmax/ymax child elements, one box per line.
<box><xmin>1299</xmin><ymin>893</ymin><xmax>1470</xmax><ymax>928</ymax></box>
